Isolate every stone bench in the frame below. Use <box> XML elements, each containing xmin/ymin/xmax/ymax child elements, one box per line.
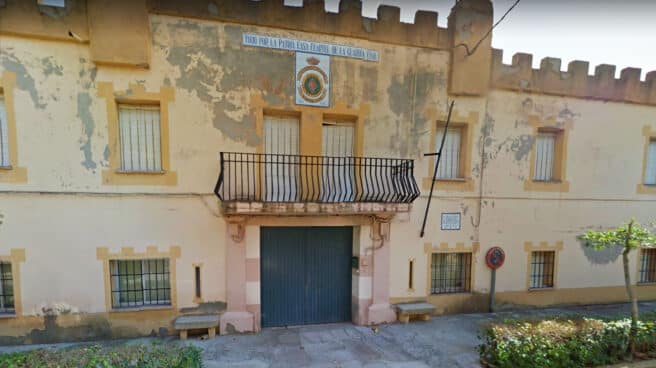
<box><xmin>394</xmin><ymin>302</ymin><xmax>436</xmax><ymax>324</ymax></box>
<box><xmin>174</xmin><ymin>314</ymin><xmax>220</xmax><ymax>340</ymax></box>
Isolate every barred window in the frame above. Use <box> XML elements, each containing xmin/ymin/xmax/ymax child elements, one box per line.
<box><xmin>534</xmin><ymin>131</ymin><xmax>556</xmax><ymax>181</ymax></box>
<box><xmin>430</xmin><ymin>253</ymin><xmax>472</xmax><ymax>294</ymax></box>
<box><xmin>530</xmin><ymin>251</ymin><xmax>555</xmax><ymax>289</ymax></box>
<box><xmin>645</xmin><ymin>139</ymin><xmax>656</xmax><ymax>185</ymax></box>
<box><xmin>0</xmin><ymin>98</ymin><xmax>10</xmax><ymax>168</ymax></box>
<box><xmin>0</xmin><ymin>262</ymin><xmax>14</xmax><ymax>314</ymax></box>
<box><xmin>118</xmin><ymin>105</ymin><xmax>162</xmax><ymax>173</ymax></box>
<box><xmin>435</xmin><ymin>127</ymin><xmax>462</xmax><ymax>180</ymax></box>
<box><xmin>109</xmin><ymin>259</ymin><xmax>170</xmax><ymax>309</ymax></box>
<box><xmin>639</xmin><ymin>249</ymin><xmax>656</xmax><ymax>284</ymax></box>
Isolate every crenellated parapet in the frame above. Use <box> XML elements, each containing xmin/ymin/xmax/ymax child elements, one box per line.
<box><xmin>149</xmin><ymin>0</ymin><xmax>450</xmax><ymax>50</ymax></box>
<box><xmin>491</xmin><ymin>48</ymin><xmax>656</xmax><ymax>105</ymax></box>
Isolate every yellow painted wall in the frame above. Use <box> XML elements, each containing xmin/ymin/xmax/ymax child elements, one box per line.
<box><xmin>0</xmin><ymin>6</ymin><xmax>655</xmax><ymax>342</ymax></box>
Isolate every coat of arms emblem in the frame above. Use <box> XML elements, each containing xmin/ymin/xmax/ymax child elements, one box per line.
<box><xmin>295</xmin><ymin>52</ymin><xmax>330</xmax><ymax>107</ymax></box>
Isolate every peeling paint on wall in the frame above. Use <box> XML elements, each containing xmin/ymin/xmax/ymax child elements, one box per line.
<box><xmin>0</xmin><ymin>49</ymin><xmax>46</xmax><ymax>109</ymax></box>
<box><xmin>78</xmin><ymin>58</ymin><xmax>98</xmax><ymax>89</ymax></box>
<box><xmin>479</xmin><ymin>112</ymin><xmax>535</xmax><ymax>171</ymax></box>
<box><xmin>102</xmin><ymin>145</ymin><xmax>110</xmax><ymax>167</ymax></box>
<box><xmin>77</xmin><ymin>92</ymin><xmax>96</xmax><ymax>171</ymax></box>
<box><xmin>478</xmin><ymin>113</ymin><xmax>496</xmax><ymax>169</ymax></box>
<box><xmin>41</xmin><ymin>56</ymin><xmax>63</xmax><ymax>77</ymax></box>
<box><xmin>511</xmin><ymin>134</ymin><xmax>535</xmax><ymax>161</ymax></box>
<box><xmin>359</xmin><ymin>65</ymin><xmax>378</xmax><ymax>102</ymax></box>
<box><xmin>76</xmin><ymin>58</ymin><xmax>99</xmax><ymax>171</ymax></box>
<box><xmin>386</xmin><ymin>70</ymin><xmax>440</xmax><ymax>157</ymax></box>
<box><xmin>160</xmin><ymin>20</ymin><xmax>298</xmax><ymax>146</ymax></box>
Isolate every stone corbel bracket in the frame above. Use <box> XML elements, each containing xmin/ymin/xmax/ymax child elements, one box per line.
<box><xmin>226</xmin><ymin>216</ymin><xmax>248</xmax><ymax>243</ymax></box>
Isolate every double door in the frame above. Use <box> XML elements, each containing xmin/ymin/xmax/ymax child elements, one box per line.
<box><xmin>260</xmin><ymin>227</ymin><xmax>353</xmax><ymax>327</ymax></box>
<box><xmin>263</xmin><ymin>116</ymin><xmax>355</xmax><ymax>201</ymax></box>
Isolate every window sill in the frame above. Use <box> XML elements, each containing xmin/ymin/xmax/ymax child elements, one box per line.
<box><xmin>422</xmin><ymin>177</ymin><xmax>474</xmax><ymax>192</ymax></box>
<box><xmin>528</xmin><ymin>287</ymin><xmax>555</xmax><ymax>292</ymax></box>
<box><xmin>102</xmin><ymin>169</ymin><xmax>177</xmax><ymax>186</ymax></box>
<box><xmin>430</xmin><ymin>291</ymin><xmax>471</xmax><ymax>296</ymax></box>
<box><xmin>637</xmin><ymin>282</ymin><xmax>656</xmax><ymax>286</ymax></box>
<box><xmin>523</xmin><ymin>179</ymin><xmax>570</xmax><ymax>193</ymax></box>
<box><xmin>109</xmin><ymin>305</ymin><xmax>173</xmax><ymax>313</ymax></box>
<box><xmin>115</xmin><ymin>170</ymin><xmax>167</xmax><ymax>175</ymax></box>
<box><xmin>0</xmin><ymin>166</ymin><xmax>27</xmax><ymax>183</ymax></box>
<box><xmin>0</xmin><ymin>313</ymin><xmax>16</xmax><ymax>319</ymax></box>
<box><xmin>636</xmin><ymin>184</ymin><xmax>656</xmax><ymax>194</ymax></box>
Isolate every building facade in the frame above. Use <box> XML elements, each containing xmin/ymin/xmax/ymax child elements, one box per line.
<box><xmin>0</xmin><ymin>0</ymin><xmax>655</xmax><ymax>344</ymax></box>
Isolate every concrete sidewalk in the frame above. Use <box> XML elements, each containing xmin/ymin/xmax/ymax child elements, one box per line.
<box><xmin>0</xmin><ymin>302</ymin><xmax>654</xmax><ymax>367</ymax></box>
<box><xmin>190</xmin><ymin>301</ymin><xmax>656</xmax><ymax>368</ymax></box>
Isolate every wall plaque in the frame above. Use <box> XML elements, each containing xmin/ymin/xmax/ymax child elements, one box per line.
<box><xmin>243</xmin><ymin>33</ymin><xmax>379</xmax><ymax>62</ymax></box>
<box><xmin>440</xmin><ymin>213</ymin><xmax>461</xmax><ymax>230</ymax></box>
<box><xmin>295</xmin><ymin>52</ymin><xmax>330</xmax><ymax>107</ymax></box>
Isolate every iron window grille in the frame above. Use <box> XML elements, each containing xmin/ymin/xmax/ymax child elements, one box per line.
<box><xmin>109</xmin><ymin>259</ymin><xmax>171</xmax><ymax>309</ymax></box>
<box><xmin>117</xmin><ymin>105</ymin><xmax>162</xmax><ymax>173</ymax></box>
<box><xmin>530</xmin><ymin>251</ymin><xmax>555</xmax><ymax>289</ymax></box>
<box><xmin>430</xmin><ymin>253</ymin><xmax>472</xmax><ymax>294</ymax></box>
<box><xmin>639</xmin><ymin>248</ymin><xmax>656</xmax><ymax>284</ymax></box>
<box><xmin>0</xmin><ymin>262</ymin><xmax>14</xmax><ymax>314</ymax></box>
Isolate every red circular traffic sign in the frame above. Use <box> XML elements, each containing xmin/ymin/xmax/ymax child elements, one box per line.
<box><xmin>485</xmin><ymin>247</ymin><xmax>505</xmax><ymax>270</ymax></box>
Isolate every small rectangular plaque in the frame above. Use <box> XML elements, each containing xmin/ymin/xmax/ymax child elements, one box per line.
<box><xmin>242</xmin><ymin>33</ymin><xmax>379</xmax><ymax>62</ymax></box>
<box><xmin>441</xmin><ymin>213</ymin><xmax>461</xmax><ymax>230</ymax></box>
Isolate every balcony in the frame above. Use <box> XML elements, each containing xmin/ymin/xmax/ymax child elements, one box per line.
<box><xmin>214</xmin><ymin>152</ymin><xmax>420</xmax><ymax>216</ymax></box>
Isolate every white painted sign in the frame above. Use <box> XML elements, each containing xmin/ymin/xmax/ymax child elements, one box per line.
<box><xmin>243</xmin><ymin>33</ymin><xmax>379</xmax><ymax>62</ymax></box>
<box><xmin>441</xmin><ymin>213</ymin><xmax>461</xmax><ymax>231</ymax></box>
<box><xmin>295</xmin><ymin>53</ymin><xmax>330</xmax><ymax>107</ymax></box>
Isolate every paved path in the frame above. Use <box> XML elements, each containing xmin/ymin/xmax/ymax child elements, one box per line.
<box><xmin>190</xmin><ymin>301</ymin><xmax>656</xmax><ymax>368</ymax></box>
<box><xmin>1</xmin><ymin>302</ymin><xmax>654</xmax><ymax>367</ymax></box>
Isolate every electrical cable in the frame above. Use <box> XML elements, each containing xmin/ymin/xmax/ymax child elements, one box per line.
<box><xmin>454</xmin><ymin>0</ymin><xmax>521</xmax><ymax>56</ymax></box>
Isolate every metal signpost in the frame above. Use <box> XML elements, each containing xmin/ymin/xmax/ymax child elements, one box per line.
<box><xmin>485</xmin><ymin>246</ymin><xmax>506</xmax><ymax>312</ymax></box>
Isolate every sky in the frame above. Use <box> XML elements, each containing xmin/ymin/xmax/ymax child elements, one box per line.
<box><xmin>283</xmin><ymin>0</ymin><xmax>656</xmax><ymax>79</ymax></box>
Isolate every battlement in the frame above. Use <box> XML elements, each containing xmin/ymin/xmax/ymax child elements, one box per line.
<box><xmin>491</xmin><ymin>49</ymin><xmax>656</xmax><ymax>105</ymax></box>
<box><xmin>149</xmin><ymin>0</ymin><xmax>451</xmax><ymax>50</ymax></box>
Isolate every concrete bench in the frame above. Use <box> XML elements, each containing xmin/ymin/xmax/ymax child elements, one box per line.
<box><xmin>174</xmin><ymin>314</ymin><xmax>220</xmax><ymax>340</ymax></box>
<box><xmin>394</xmin><ymin>302</ymin><xmax>436</xmax><ymax>324</ymax></box>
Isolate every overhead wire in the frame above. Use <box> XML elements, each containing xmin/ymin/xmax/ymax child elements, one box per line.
<box><xmin>453</xmin><ymin>0</ymin><xmax>522</xmax><ymax>56</ymax></box>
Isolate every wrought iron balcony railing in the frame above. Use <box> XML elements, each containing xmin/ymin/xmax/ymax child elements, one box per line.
<box><xmin>214</xmin><ymin>152</ymin><xmax>420</xmax><ymax>204</ymax></box>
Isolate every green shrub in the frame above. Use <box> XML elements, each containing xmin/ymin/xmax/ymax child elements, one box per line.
<box><xmin>0</xmin><ymin>341</ymin><xmax>202</xmax><ymax>368</ymax></box>
<box><xmin>478</xmin><ymin>315</ymin><xmax>656</xmax><ymax>368</ymax></box>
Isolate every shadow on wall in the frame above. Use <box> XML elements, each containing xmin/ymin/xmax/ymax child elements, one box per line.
<box><xmin>580</xmin><ymin>243</ymin><xmax>623</xmax><ymax>265</ymax></box>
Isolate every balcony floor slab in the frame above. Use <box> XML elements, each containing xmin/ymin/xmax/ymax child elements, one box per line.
<box><xmin>221</xmin><ymin>201</ymin><xmax>411</xmax><ymax>216</ymax></box>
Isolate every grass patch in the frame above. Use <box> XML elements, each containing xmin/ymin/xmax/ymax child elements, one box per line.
<box><xmin>479</xmin><ymin>313</ymin><xmax>656</xmax><ymax>368</ymax></box>
<box><xmin>0</xmin><ymin>341</ymin><xmax>202</xmax><ymax>368</ymax></box>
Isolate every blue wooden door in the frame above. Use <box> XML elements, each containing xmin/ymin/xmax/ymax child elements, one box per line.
<box><xmin>260</xmin><ymin>227</ymin><xmax>352</xmax><ymax>327</ymax></box>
